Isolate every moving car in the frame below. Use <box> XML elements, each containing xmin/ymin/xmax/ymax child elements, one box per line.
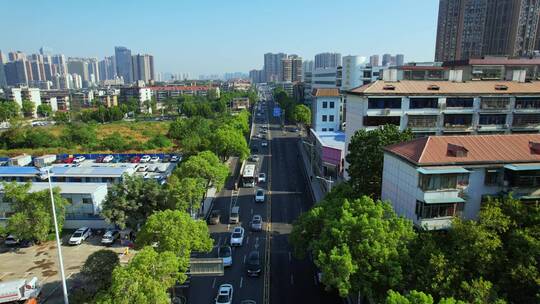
<box><xmin>215</xmin><ymin>284</ymin><xmax>233</xmax><ymax>304</ymax></box>
<box><xmin>218</xmin><ymin>245</ymin><xmax>232</xmax><ymax>267</ymax></box>
<box><xmin>251</xmin><ymin>215</ymin><xmax>263</xmax><ymax>231</ymax></box>
<box><xmin>229</xmin><ymin>206</ymin><xmax>240</xmax><ymax>224</ymax></box>
<box><xmin>255</xmin><ymin>189</ymin><xmax>265</xmax><ymax>203</ymax></box>
<box><xmin>102</xmin><ymin>155</ymin><xmax>114</xmax><ymax>163</ymax></box>
<box><xmin>249</xmin><ymin>155</ymin><xmax>260</xmax><ymax>162</ymax></box>
<box><xmin>69</xmin><ymin>227</ymin><xmax>92</xmax><ymax>245</ymax></box>
<box><xmin>73</xmin><ymin>156</ymin><xmax>86</xmax><ymax>163</ymax></box>
<box><xmin>150</xmin><ymin>156</ymin><xmax>160</xmax><ymax>163</ymax></box>
<box><xmin>101</xmin><ymin>230</ymin><xmax>120</xmax><ymax>246</ymax></box>
<box><xmin>246</xmin><ymin>251</ymin><xmax>262</xmax><ymax>277</ymax></box>
<box><xmin>140</xmin><ymin>155</ymin><xmax>151</xmax><ymax>163</ymax></box>
<box><xmin>208</xmin><ymin>210</ymin><xmax>221</xmax><ymax>225</ymax></box>
<box><xmin>258</xmin><ymin>173</ymin><xmax>266</xmax><ymax>183</ymax></box>
<box><xmin>261</xmin><ymin>141</ymin><xmax>268</xmax><ymax>147</ymax></box>
<box><xmin>230</xmin><ymin>227</ymin><xmax>245</xmax><ymax>247</ymax></box>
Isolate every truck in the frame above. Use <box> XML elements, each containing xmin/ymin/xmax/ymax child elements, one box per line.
<box><xmin>33</xmin><ymin>154</ymin><xmax>57</xmax><ymax>168</ymax></box>
<box><xmin>0</xmin><ymin>277</ymin><xmax>41</xmax><ymax>303</ymax></box>
<box><xmin>7</xmin><ymin>155</ymin><xmax>32</xmax><ymax>167</ymax></box>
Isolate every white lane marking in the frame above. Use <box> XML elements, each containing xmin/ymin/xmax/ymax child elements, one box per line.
<box><xmin>240</xmin><ymin>276</ymin><xmax>244</xmax><ymax>288</ymax></box>
<box><xmin>212</xmin><ymin>277</ymin><xmax>216</xmax><ymax>288</ymax></box>
<box><xmin>243</xmin><ymin>254</ymin><xmax>247</xmax><ymax>264</ymax></box>
<box><xmin>290</xmin><ymin>274</ymin><xmax>294</xmax><ymax>285</ymax></box>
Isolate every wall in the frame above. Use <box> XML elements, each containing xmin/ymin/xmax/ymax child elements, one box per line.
<box><xmin>343</xmin><ymin>94</ymin><xmax>365</xmax><ymax>180</ymax></box>
<box><xmin>312</xmin><ymin>95</ymin><xmax>341</xmax><ymax>132</ymax></box>
<box><xmin>381</xmin><ymin>153</ymin><xmax>419</xmax><ymax>223</ymax></box>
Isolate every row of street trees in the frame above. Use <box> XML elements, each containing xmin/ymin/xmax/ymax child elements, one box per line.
<box><xmin>272</xmin><ymin>88</ymin><xmax>311</xmax><ymax>127</ymax></box>
<box><xmin>291</xmin><ymin>124</ymin><xmax>539</xmax><ymax>303</ymax></box>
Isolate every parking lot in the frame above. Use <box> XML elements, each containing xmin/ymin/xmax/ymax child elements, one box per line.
<box><xmin>0</xmin><ymin>234</ymin><xmax>131</xmax><ymax>303</ymax></box>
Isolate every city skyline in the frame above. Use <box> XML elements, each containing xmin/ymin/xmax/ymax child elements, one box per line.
<box><xmin>1</xmin><ymin>0</ymin><xmax>438</xmax><ymax>75</ymax></box>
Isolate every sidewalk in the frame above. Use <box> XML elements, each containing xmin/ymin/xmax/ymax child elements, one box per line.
<box><xmin>297</xmin><ymin>139</ymin><xmax>326</xmax><ymax>203</ymax></box>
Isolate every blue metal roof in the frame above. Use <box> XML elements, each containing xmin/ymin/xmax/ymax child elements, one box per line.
<box><xmin>424</xmin><ymin>197</ymin><xmax>465</xmax><ymax>204</ymax></box>
<box><xmin>0</xmin><ymin>166</ymin><xmax>40</xmax><ymax>176</ymax></box>
<box><xmin>417</xmin><ymin>167</ymin><xmax>469</xmax><ymax>175</ymax></box>
<box><xmin>504</xmin><ymin>163</ymin><xmax>540</xmax><ymax>171</ymax></box>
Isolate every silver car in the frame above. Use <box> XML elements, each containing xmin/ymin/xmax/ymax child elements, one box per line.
<box><xmin>251</xmin><ymin>215</ymin><xmax>263</xmax><ymax>231</ymax></box>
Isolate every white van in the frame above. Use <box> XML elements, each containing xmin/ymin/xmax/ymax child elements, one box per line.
<box><xmin>229</xmin><ymin>206</ymin><xmax>240</xmax><ymax>224</ymax></box>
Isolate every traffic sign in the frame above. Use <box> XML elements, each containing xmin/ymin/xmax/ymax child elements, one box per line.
<box><xmin>273</xmin><ymin>107</ymin><xmax>282</xmax><ymax>117</ymax></box>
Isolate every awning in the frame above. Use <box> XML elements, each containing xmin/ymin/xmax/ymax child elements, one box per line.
<box><xmin>417</xmin><ymin>167</ymin><xmax>469</xmax><ymax>175</ymax></box>
<box><xmin>424</xmin><ymin>197</ymin><xmax>465</xmax><ymax>204</ymax></box>
<box><xmin>504</xmin><ymin>163</ymin><xmax>540</xmax><ymax>171</ymax></box>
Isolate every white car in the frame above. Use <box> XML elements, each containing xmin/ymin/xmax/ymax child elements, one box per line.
<box><xmin>137</xmin><ymin>164</ymin><xmax>148</xmax><ymax>172</ymax></box>
<box><xmin>101</xmin><ymin>230</ymin><xmax>119</xmax><ymax>245</ymax></box>
<box><xmin>215</xmin><ymin>284</ymin><xmax>233</xmax><ymax>304</ymax></box>
<box><xmin>73</xmin><ymin>156</ymin><xmax>85</xmax><ymax>163</ymax></box>
<box><xmin>140</xmin><ymin>155</ymin><xmax>151</xmax><ymax>163</ymax></box>
<box><xmin>4</xmin><ymin>235</ymin><xmax>19</xmax><ymax>246</ymax></box>
<box><xmin>258</xmin><ymin>173</ymin><xmax>266</xmax><ymax>183</ymax></box>
<box><xmin>218</xmin><ymin>246</ymin><xmax>232</xmax><ymax>267</ymax></box>
<box><xmin>230</xmin><ymin>227</ymin><xmax>245</xmax><ymax>247</ymax></box>
<box><xmin>103</xmin><ymin>155</ymin><xmax>114</xmax><ymax>163</ymax></box>
<box><xmin>150</xmin><ymin>156</ymin><xmax>160</xmax><ymax>163</ymax></box>
<box><xmin>255</xmin><ymin>189</ymin><xmax>265</xmax><ymax>203</ymax></box>
<box><xmin>261</xmin><ymin>141</ymin><xmax>268</xmax><ymax>147</ymax></box>
<box><xmin>170</xmin><ymin>155</ymin><xmax>180</xmax><ymax>162</ymax></box>
<box><xmin>69</xmin><ymin>227</ymin><xmax>91</xmax><ymax>245</ymax></box>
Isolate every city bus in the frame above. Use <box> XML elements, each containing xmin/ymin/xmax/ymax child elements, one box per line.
<box><xmin>242</xmin><ymin>164</ymin><xmax>256</xmax><ymax>187</ymax></box>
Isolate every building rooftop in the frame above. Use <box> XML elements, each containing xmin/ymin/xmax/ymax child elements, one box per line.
<box><xmin>50</xmin><ymin>165</ymin><xmax>136</xmax><ymax>177</ymax></box>
<box><xmin>0</xmin><ymin>182</ymin><xmax>107</xmax><ymax>194</ymax></box>
<box><xmin>312</xmin><ymin>88</ymin><xmax>340</xmax><ymax>97</ymax></box>
<box><xmin>0</xmin><ymin>166</ymin><xmax>39</xmax><ymax>176</ymax></box>
<box><xmin>348</xmin><ymin>80</ymin><xmax>540</xmax><ymax>96</ymax></box>
<box><xmin>312</xmin><ymin>130</ymin><xmax>345</xmax><ymax>150</ymax></box>
<box><xmin>148</xmin><ymin>86</ymin><xmax>211</xmax><ymax>91</ymax></box>
<box><xmin>384</xmin><ymin>134</ymin><xmax>540</xmax><ymax>166</ymax></box>
<box><xmin>444</xmin><ymin>57</ymin><xmax>540</xmax><ymax>66</ymax></box>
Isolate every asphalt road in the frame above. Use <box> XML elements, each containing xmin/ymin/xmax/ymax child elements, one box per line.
<box><xmin>188</xmin><ymin>95</ymin><xmax>342</xmax><ymax>304</ymax></box>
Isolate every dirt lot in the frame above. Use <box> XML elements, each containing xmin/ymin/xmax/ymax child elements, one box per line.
<box><xmin>0</xmin><ymin>235</ymin><xmax>133</xmax><ymax>303</ymax></box>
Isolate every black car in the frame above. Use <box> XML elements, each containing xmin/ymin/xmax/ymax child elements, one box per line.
<box><xmin>246</xmin><ymin>250</ymin><xmax>261</xmax><ymax>277</ymax></box>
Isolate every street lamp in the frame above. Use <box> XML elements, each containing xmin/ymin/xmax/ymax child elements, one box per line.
<box><xmin>38</xmin><ymin>167</ymin><xmax>69</xmax><ymax>304</ymax></box>
<box><xmin>315</xmin><ymin>175</ymin><xmax>334</xmax><ymax>193</ymax></box>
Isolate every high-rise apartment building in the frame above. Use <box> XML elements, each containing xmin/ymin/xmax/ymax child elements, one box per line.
<box><xmin>435</xmin><ymin>0</ymin><xmax>540</xmax><ymax>61</ymax></box>
<box><xmin>382</xmin><ymin>54</ymin><xmax>393</xmax><ymax>66</ymax></box>
<box><xmin>67</xmin><ymin>58</ymin><xmax>89</xmax><ymax>81</ymax></box>
<box><xmin>395</xmin><ymin>54</ymin><xmax>405</xmax><ymax>66</ymax></box>
<box><xmin>264</xmin><ymin>53</ymin><xmax>287</xmax><ymax>82</ymax></box>
<box><xmin>99</xmin><ymin>56</ymin><xmax>116</xmax><ymax>81</ymax></box>
<box><xmin>314</xmin><ymin>52</ymin><xmax>341</xmax><ymax>69</ymax></box>
<box><xmin>369</xmin><ymin>55</ymin><xmax>379</xmax><ymax>66</ymax></box>
<box><xmin>280</xmin><ymin>55</ymin><xmax>303</xmax><ymax>82</ymax></box>
<box><xmin>115</xmin><ymin>46</ymin><xmax>133</xmax><ymax>83</ymax></box>
<box><xmin>87</xmin><ymin>58</ymin><xmax>100</xmax><ymax>82</ymax></box>
<box><xmin>132</xmin><ymin>54</ymin><xmax>155</xmax><ymax>83</ymax></box>
<box><xmin>52</xmin><ymin>54</ymin><xmax>68</xmax><ymax>75</ymax></box>
<box><xmin>4</xmin><ymin>60</ymin><xmax>29</xmax><ymax>86</ymax></box>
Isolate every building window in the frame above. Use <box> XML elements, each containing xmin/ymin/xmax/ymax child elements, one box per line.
<box><xmin>409</xmin><ymin>98</ymin><xmax>438</xmax><ymax>109</ymax></box>
<box><xmin>418</xmin><ymin>173</ymin><xmax>469</xmax><ymax>191</ymax></box>
<box><xmin>82</xmin><ymin>198</ymin><xmax>93</xmax><ymax>205</ymax></box>
<box><xmin>322</xmin><ymin>128</ymin><xmax>327</xmax><ymax>131</ymax></box>
<box><xmin>322</xmin><ymin>115</ymin><xmax>327</xmax><ymax>122</ymax></box>
<box><xmin>446</xmin><ymin>97</ymin><xmax>473</xmax><ymax>108</ymax></box>
<box><xmin>367</xmin><ymin>98</ymin><xmax>402</xmax><ymax>109</ymax></box>
<box><xmin>329</xmin><ymin>115</ymin><xmax>335</xmax><ymax>122</ymax></box>
<box><xmin>330</xmin><ymin>101</ymin><xmax>335</xmax><ymax>108</ymax></box>
<box><xmin>323</xmin><ymin>101</ymin><xmax>328</xmax><ymax>108</ymax></box>
<box><xmin>484</xmin><ymin>169</ymin><xmax>500</xmax><ymax>185</ymax></box>
<box><xmin>329</xmin><ymin>128</ymin><xmax>334</xmax><ymax>131</ymax></box>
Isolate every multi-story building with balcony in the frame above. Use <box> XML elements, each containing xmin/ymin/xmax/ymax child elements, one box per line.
<box><xmin>382</xmin><ymin>134</ymin><xmax>540</xmax><ymax>230</ymax></box>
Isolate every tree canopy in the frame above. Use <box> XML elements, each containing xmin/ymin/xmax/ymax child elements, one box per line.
<box><xmin>81</xmin><ymin>249</ymin><xmax>120</xmax><ymax>294</ymax></box>
<box><xmin>174</xmin><ymin>151</ymin><xmax>229</xmax><ymax>192</ymax></box>
<box><xmin>36</xmin><ymin>104</ymin><xmax>53</xmax><ymax>117</ymax></box>
<box><xmin>346</xmin><ymin>124</ymin><xmax>413</xmax><ymax>198</ymax></box>
<box><xmin>293</xmin><ymin>104</ymin><xmax>311</xmax><ymax>126</ymax></box>
<box><xmin>21</xmin><ymin>100</ymin><xmax>35</xmax><ymax>117</ymax></box>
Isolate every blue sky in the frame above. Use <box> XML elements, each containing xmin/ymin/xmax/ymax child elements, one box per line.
<box><xmin>1</xmin><ymin>0</ymin><xmax>439</xmax><ymax>75</ymax></box>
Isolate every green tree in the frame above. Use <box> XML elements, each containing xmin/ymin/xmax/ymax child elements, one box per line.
<box><xmin>386</xmin><ymin>290</ymin><xmax>466</xmax><ymax>304</ymax></box>
<box><xmin>62</xmin><ymin>122</ymin><xmax>98</xmax><ymax>147</ymax></box>
<box><xmin>95</xmin><ymin>247</ymin><xmax>180</xmax><ymax>304</ymax></box>
<box><xmin>145</xmin><ymin>134</ymin><xmax>172</xmax><ymax>149</ymax></box>
<box><xmin>290</xmin><ymin>194</ymin><xmax>415</xmax><ymax>301</ymax></box>
<box><xmin>167</xmin><ymin>116</ymin><xmax>213</xmax><ymax>154</ymax></box>
<box><xmin>36</xmin><ymin>104</ymin><xmax>53</xmax><ymax>117</ymax></box>
<box><xmin>136</xmin><ymin>210</ymin><xmax>213</xmax><ymax>262</ymax></box>
<box><xmin>4</xmin><ymin>182</ymin><xmax>68</xmax><ymax>242</ymax></box>
<box><xmin>81</xmin><ymin>249</ymin><xmax>120</xmax><ymax>293</ymax></box>
<box><xmin>174</xmin><ymin>151</ymin><xmax>229</xmax><ymax>191</ymax></box>
<box><xmin>166</xmin><ymin>175</ymin><xmax>207</xmax><ymax>213</ymax></box>
<box><xmin>101</xmin><ymin>132</ymin><xmax>129</xmax><ymax>151</ymax></box>
<box><xmin>101</xmin><ymin>176</ymin><xmax>169</xmax><ymax>229</ymax></box>
<box><xmin>21</xmin><ymin>100</ymin><xmax>35</xmax><ymax>117</ymax></box>
<box><xmin>293</xmin><ymin>104</ymin><xmax>311</xmax><ymax>126</ymax></box>
<box><xmin>212</xmin><ymin>125</ymin><xmax>250</xmax><ymax>160</ymax></box>
<box><xmin>53</xmin><ymin>111</ymin><xmax>70</xmax><ymax>124</ymax></box>
<box><xmin>346</xmin><ymin>124</ymin><xmax>413</xmax><ymax>198</ymax></box>
<box><xmin>0</xmin><ymin>100</ymin><xmax>20</xmax><ymax>121</ymax></box>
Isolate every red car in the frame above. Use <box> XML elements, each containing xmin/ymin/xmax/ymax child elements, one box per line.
<box><xmin>95</xmin><ymin>156</ymin><xmax>104</xmax><ymax>163</ymax></box>
<box><xmin>63</xmin><ymin>157</ymin><xmax>74</xmax><ymax>164</ymax></box>
<box><xmin>131</xmin><ymin>156</ymin><xmax>141</xmax><ymax>163</ymax></box>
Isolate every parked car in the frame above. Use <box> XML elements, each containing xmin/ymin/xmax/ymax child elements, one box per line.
<box><xmin>150</xmin><ymin>156</ymin><xmax>160</xmax><ymax>163</ymax></box>
<box><xmin>140</xmin><ymin>155</ymin><xmax>151</xmax><ymax>163</ymax></box>
<box><xmin>246</xmin><ymin>250</ymin><xmax>262</xmax><ymax>277</ymax></box>
<box><xmin>131</xmin><ymin>156</ymin><xmax>141</xmax><ymax>163</ymax></box>
<box><xmin>69</xmin><ymin>227</ymin><xmax>92</xmax><ymax>245</ymax></box>
<box><xmin>137</xmin><ymin>164</ymin><xmax>149</xmax><ymax>172</ymax></box>
<box><xmin>258</xmin><ymin>173</ymin><xmax>266</xmax><ymax>183</ymax></box>
<box><xmin>170</xmin><ymin>155</ymin><xmax>180</xmax><ymax>162</ymax></box>
<box><xmin>103</xmin><ymin>155</ymin><xmax>114</xmax><ymax>163</ymax></box>
<box><xmin>251</xmin><ymin>215</ymin><xmax>263</xmax><ymax>231</ymax></box>
<box><xmin>63</xmin><ymin>157</ymin><xmax>74</xmax><ymax>164</ymax></box>
<box><xmin>255</xmin><ymin>189</ymin><xmax>265</xmax><ymax>203</ymax></box>
<box><xmin>4</xmin><ymin>235</ymin><xmax>19</xmax><ymax>247</ymax></box>
<box><xmin>101</xmin><ymin>229</ymin><xmax>120</xmax><ymax>245</ymax></box>
<box><xmin>215</xmin><ymin>284</ymin><xmax>233</xmax><ymax>304</ymax></box>
<box><xmin>73</xmin><ymin>156</ymin><xmax>86</xmax><ymax>163</ymax></box>
<box><xmin>95</xmin><ymin>156</ymin><xmax>104</xmax><ymax>163</ymax></box>
<box><xmin>208</xmin><ymin>210</ymin><xmax>221</xmax><ymax>225</ymax></box>
<box><xmin>230</xmin><ymin>227</ymin><xmax>245</xmax><ymax>247</ymax></box>
<box><xmin>218</xmin><ymin>245</ymin><xmax>232</xmax><ymax>267</ymax></box>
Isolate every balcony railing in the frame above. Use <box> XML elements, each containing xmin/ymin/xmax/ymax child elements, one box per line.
<box><xmin>444</xmin><ymin>123</ymin><xmax>472</xmax><ymax>130</ymax></box>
